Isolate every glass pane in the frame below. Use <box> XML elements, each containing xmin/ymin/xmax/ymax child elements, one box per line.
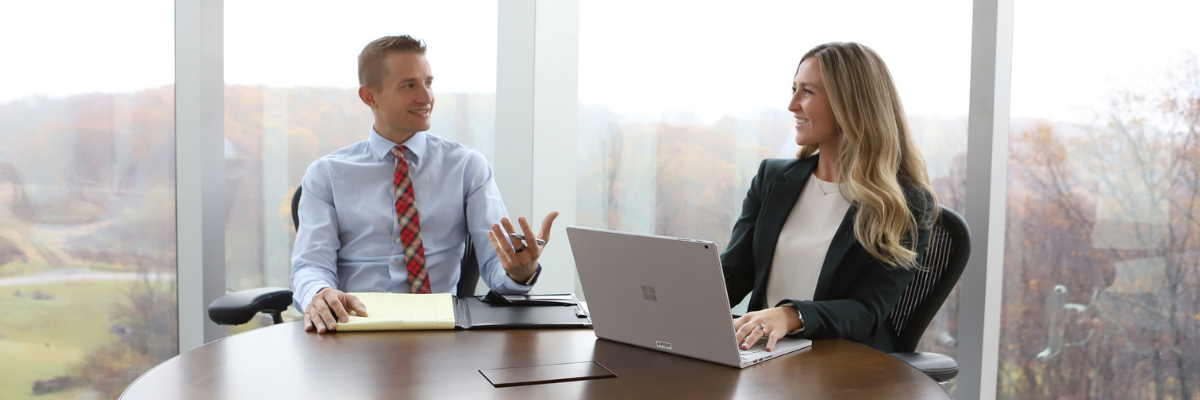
<box><xmin>0</xmin><ymin>2</ymin><xmax>176</xmax><ymax>399</ymax></box>
<box><xmin>578</xmin><ymin>0</ymin><xmax>970</xmax><ymax>389</ymax></box>
<box><xmin>223</xmin><ymin>1</ymin><xmax>498</xmax><ymax>332</ymax></box>
<box><xmin>1003</xmin><ymin>1</ymin><xmax>1200</xmax><ymax>398</ymax></box>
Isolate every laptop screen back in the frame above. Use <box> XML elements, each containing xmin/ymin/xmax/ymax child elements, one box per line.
<box><xmin>567</xmin><ymin>226</ymin><xmax>741</xmax><ymax>366</ymax></box>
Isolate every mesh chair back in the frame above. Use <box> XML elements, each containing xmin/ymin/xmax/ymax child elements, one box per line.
<box><xmin>289</xmin><ymin>186</ymin><xmax>480</xmax><ymax>298</ymax></box>
<box><xmin>887</xmin><ymin>205</ymin><xmax>971</xmax><ymax>353</ymax></box>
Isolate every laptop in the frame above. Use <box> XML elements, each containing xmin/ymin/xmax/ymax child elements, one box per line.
<box><xmin>567</xmin><ymin>226</ymin><xmax>812</xmax><ymax>368</ymax></box>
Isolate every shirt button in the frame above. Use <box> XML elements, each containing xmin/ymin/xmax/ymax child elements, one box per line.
<box><xmin>395</xmin><ymin>238</ymin><xmax>402</xmax><ymax>243</ymax></box>
<box><xmin>392</xmin><ymin>260</ymin><xmax>399</xmax><ymax>265</ymax></box>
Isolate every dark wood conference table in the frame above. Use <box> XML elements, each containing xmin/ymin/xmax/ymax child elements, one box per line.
<box><xmin>121</xmin><ymin>322</ymin><xmax>950</xmax><ymax>399</ymax></box>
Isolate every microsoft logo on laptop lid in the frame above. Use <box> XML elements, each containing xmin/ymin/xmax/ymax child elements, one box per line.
<box><xmin>641</xmin><ymin>285</ymin><xmax>657</xmax><ymax>301</ymax></box>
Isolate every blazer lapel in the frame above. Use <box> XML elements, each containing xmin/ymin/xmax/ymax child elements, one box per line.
<box><xmin>752</xmin><ymin>158</ymin><xmax>817</xmax><ymax>305</ymax></box>
<box><xmin>812</xmin><ymin>206</ymin><xmax>857</xmax><ymax>300</ymax></box>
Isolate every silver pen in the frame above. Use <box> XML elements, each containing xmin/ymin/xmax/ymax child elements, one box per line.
<box><xmin>509</xmin><ymin>232</ymin><xmax>546</xmax><ymax>246</ymax></box>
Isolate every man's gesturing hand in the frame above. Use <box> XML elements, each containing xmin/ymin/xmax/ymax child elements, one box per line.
<box><xmin>487</xmin><ymin>211</ymin><xmax>559</xmax><ymax>284</ymax></box>
<box><xmin>304</xmin><ymin>288</ymin><xmax>369</xmax><ymax>334</ymax></box>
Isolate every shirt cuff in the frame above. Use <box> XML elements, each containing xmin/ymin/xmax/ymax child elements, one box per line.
<box><xmin>779</xmin><ymin>302</ymin><xmax>805</xmax><ymax>335</ymax></box>
<box><xmin>297</xmin><ymin>283</ymin><xmax>333</xmax><ymax>311</ymax></box>
<box><xmin>512</xmin><ymin>264</ymin><xmax>542</xmax><ymax>285</ymax></box>
<box><xmin>499</xmin><ymin>264</ymin><xmax>541</xmax><ymax>292</ymax></box>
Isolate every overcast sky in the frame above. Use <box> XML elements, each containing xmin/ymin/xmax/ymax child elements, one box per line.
<box><xmin>1</xmin><ymin>0</ymin><xmax>1197</xmax><ymax>124</ymax></box>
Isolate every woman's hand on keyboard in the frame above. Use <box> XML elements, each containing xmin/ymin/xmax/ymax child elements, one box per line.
<box><xmin>733</xmin><ymin>306</ymin><xmax>802</xmax><ymax>352</ymax></box>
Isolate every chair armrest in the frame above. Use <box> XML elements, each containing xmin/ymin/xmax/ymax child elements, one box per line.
<box><xmin>890</xmin><ymin>352</ymin><xmax>959</xmax><ymax>383</ymax></box>
<box><xmin>208</xmin><ymin>287</ymin><xmax>293</xmax><ymax>326</ymax></box>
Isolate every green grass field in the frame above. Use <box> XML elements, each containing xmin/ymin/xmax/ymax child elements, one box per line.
<box><xmin>0</xmin><ymin>281</ymin><xmax>172</xmax><ymax>400</ymax></box>
<box><xmin>0</xmin><ymin>340</ymin><xmax>91</xmax><ymax>400</ymax></box>
<box><xmin>0</xmin><ymin>261</ymin><xmax>54</xmax><ymax>279</ymax></box>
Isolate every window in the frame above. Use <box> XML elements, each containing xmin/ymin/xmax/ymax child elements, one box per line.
<box><xmin>1002</xmin><ymin>1</ymin><xmax>1200</xmax><ymax>398</ymax></box>
<box><xmin>0</xmin><ymin>1</ymin><xmax>176</xmax><ymax>398</ymax></box>
<box><xmin>577</xmin><ymin>1</ymin><xmax>971</xmax><ymax>390</ymax></box>
<box><xmin>223</xmin><ymin>1</ymin><xmax>499</xmax><ymax>331</ymax></box>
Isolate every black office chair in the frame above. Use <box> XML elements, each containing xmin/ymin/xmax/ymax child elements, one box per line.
<box><xmin>207</xmin><ymin>186</ymin><xmax>481</xmax><ymax>326</ymax></box>
<box><xmin>887</xmin><ymin>205</ymin><xmax>971</xmax><ymax>384</ymax></box>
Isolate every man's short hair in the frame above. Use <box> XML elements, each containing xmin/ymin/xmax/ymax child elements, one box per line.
<box><xmin>358</xmin><ymin>35</ymin><xmax>427</xmax><ymax>90</ymax></box>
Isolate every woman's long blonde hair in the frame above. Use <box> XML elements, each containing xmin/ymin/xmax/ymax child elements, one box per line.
<box><xmin>797</xmin><ymin>42</ymin><xmax>936</xmax><ymax>269</ymax></box>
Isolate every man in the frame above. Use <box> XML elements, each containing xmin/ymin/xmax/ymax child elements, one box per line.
<box><xmin>292</xmin><ymin>35</ymin><xmax>558</xmax><ymax>333</ymax></box>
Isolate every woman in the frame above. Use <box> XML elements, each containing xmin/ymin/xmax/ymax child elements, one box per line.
<box><xmin>724</xmin><ymin>42</ymin><xmax>937</xmax><ymax>353</ymax></box>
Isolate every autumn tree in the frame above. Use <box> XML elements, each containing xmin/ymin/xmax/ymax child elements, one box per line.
<box><xmin>999</xmin><ymin>56</ymin><xmax>1200</xmax><ymax>400</ymax></box>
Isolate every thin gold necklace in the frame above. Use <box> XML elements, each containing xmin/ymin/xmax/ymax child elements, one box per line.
<box><xmin>815</xmin><ymin>178</ymin><xmax>837</xmax><ymax>195</ymax></box>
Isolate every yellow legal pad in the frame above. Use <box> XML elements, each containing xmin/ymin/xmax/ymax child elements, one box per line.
<box><xmin>335</xmin><ymin>292</ymin><xmax>456</xmax><ymax>331</ymax></box>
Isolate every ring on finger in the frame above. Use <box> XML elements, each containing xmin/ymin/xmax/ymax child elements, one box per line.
<box><xmin>513</xmin><ymin>245</ymin><xmax>527</xmax><ymax>253</ymax></box>
<box><xmin>755</xmin><ymin>323</ymin><xmax>766</xmax><ymax>332</ymax></box>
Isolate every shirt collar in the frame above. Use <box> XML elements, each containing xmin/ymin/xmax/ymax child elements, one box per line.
<box><xmin>368</xmin><ymin>128</ymin><xmax>427</xmax><ymax>164</ymax></box>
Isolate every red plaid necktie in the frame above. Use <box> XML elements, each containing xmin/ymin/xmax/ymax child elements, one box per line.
<box><xmin>392</xmin><ymin>145</ymin><xmax>430</xmax><ymax>294</ymax></box>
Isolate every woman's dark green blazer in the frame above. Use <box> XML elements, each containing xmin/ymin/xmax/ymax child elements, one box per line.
<box><xmin>721</xmin><ymin>155</ymin><xmax>935</xmax><ymax>353</ymax></box>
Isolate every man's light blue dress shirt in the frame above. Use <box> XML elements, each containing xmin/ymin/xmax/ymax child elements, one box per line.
<box><xmin>291</xmin><ymin>129</ymin><xmax>535</xmax><ymax>311</ymax></box>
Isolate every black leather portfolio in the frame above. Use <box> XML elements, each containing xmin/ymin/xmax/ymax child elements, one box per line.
<box><xmin>453</xmin><ymin>292</ymin><xmax>592</xmax><ymax>329</ymax></box>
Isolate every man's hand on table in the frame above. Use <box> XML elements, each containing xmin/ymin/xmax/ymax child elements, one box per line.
<box><xmin>304</xmin><ymin>288</ymin><xmax>369</xmax><ymax>334</ymax></box>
